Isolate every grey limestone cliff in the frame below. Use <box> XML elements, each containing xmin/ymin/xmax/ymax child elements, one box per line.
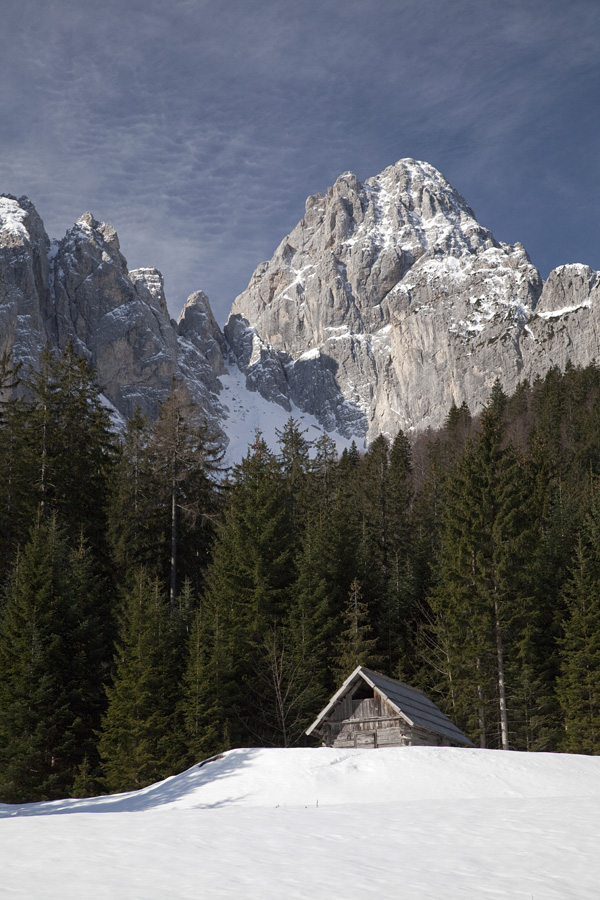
<box><xmin>0</xmin><ymin>195</ymin><xmax>51</xmax><ymax>372</ymax></box>
<box><xmin>3</xmin><ymin>159</ymin><xmax>600</xmax><ymax>453</ymax></box>
<box><xmin>522</xmin><ymin>264</ymin><xmax>600</xmax><ymax>379</ymax></box>
<box><xmin>0</xmin><ymin>196</ymin><xmax>228</xmax><ymax>430</ymax></box>
<box><xmin>226</xmin><ymin>159</ymin><xmax>547</xmax><ymax>440</ymax></box>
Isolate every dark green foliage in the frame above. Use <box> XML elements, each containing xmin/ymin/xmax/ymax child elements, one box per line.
<box><xmin>23</xmin><ymin>343</ymin><xmax>115</xmax><ymax>556</ymax></box>
<box><xmin>6</xmin><ymin>354</ymin><xmax>600</xmax><ymax>804</ymax></box>
<box><xmin>557</xmin><ymin>500</ymin><xmax>600</xmax><ymax>753</ymax></box>
<box><xmin>98</xmin><ymin>570</ymin><xmax>183</xmax><ymax>792</ymax></box>
<box><xmin>0</xmin><ymin>346</ymin><xmax>116</xmax><ymax>586</ymax></box>
<box><xmin>427</xmin><ymin>388</ymin><xmax>538</xmax><ymax>749</ymax></box>
<box><xmin>147</xmin><ymin>381</ymin><xmax>223</xmax><ymax>605</ymax></box>
<box><xmin>277</xmin><ymin>417</ymin><xmax>312</xmax><ymax>534</ymax></box>
<box><xmin>380</xmin><ymin>431</ymin><xmax>416</xmax><ymax>676</ymax></box>
<box><xmin>108</xmin><ymin>382</ymin><xmax>223</xmax><ymax>603</ymax></box>
<box><xmin>0</xmin><ymin>521</ymin><xmax>108</xmax><ymax>802</ymax></box>
<box><xmin>333</xmin><ymin>580</ymin><xmax>380</xmax><ymax>680</ymax></box>
<box><xmin>0</xmin><ymin>366</ymin><xmax>36</xmax><ymax>582</ymax></box>
<box><xmin>181</xmin><ymin>601</ymin><xmax>227</xmax><ymax>762</ymax></box>
<box><xmin>108</xmin><ymin>407</ymin><xmax>157</xmax><ymax>577</ymax></box>
<box><xmin>198</xmin><ymin>435</ymin><xmax>302</xmax><ymax>746</ymax></box>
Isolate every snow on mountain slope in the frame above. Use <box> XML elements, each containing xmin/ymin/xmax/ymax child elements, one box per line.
<box><xmin>4</xmin><ymin>170</ymin><xmax>600</xmax><ymax>457</ymax></box>
<box><xmin>219</xmin><ymin>363</ymin><xmax>355</xmax><ymax>465</ymax></box>
<box><xmin>2</xmin><ymin>747</ymin><xmax>600</xmax><ymax>899</ymax></box>
<box><xmin>227</xmin><ymin>159</ymin><xmax>543</xmax><ymax>441</ymax></box>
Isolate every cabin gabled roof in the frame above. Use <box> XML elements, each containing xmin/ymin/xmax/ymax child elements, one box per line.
<box><xmin>306</xmin><ymin>665</ymin><xmax>474</xmax><ymax>747</ymax></box>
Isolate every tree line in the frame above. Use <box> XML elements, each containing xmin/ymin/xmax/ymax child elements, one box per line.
<box><xmin>1</xmin><ymin>345</ymin><xmax>600</xmax><ymax>802</ymax></box>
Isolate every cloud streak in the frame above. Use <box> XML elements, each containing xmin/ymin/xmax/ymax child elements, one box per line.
<box><xmin>1</xmin><ymin>0</ymin><xmax>599</xmax><ymax>321</ymax></box>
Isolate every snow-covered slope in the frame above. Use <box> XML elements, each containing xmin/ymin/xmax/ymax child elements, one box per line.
<box><xmin>219</xmin><ymin>363</ymin><xmax>354</xmax><ymax>465</ymax></box>
<box><xmin>2</xmin><ymin>747</ymin><xmax>600</xmax><ymax>899</ymax></box>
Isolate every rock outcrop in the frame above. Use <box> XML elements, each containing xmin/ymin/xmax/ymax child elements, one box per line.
<box><xmin>0</xmin><ymin>195</ymin><xmax>228</xmax><ymax>431</ymax></box>
<box><xmin>0</xmin><ymin>195</ymin><xmax>50</xmax><ymax>372</ymax></box>
<box><xmin>522</xmin><ymin>264</ymin><xmax>600</xmax><ymax>379</ymax></box>
<box><xmin>50</xmin><ymin>213</ymin><xmax>182</xmax><ymax>418</ymax></box>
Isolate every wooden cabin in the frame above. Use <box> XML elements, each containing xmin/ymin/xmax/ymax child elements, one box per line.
<box><xmin>306</xmin><ymin>666</ymin><xmax>474</xmax><ymax>749</ymax></box>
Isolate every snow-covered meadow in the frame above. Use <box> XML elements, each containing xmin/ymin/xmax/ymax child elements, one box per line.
<box><xmin>1</xmin><ymin>746</ymin><xmax>599</xmax><ymax>899</ymax></box>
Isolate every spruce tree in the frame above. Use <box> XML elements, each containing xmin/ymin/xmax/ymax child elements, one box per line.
<box><xmin>198</xmin><ymin>435</ymin><xmax>299</xmax><ymax>746</ymax></box>
<box><xmin>292</xmin><ymin>436</ymin><xmax>340</xmax><ymax>706</ymax></box>
<box><xmin>146</xmin><ymin>381</ymin><xmax>223</xmax><ymax>605</ymax></box>
<box><xmin>23</xmin><ymin>342</ymin><xmax>115</xmax><ymax>561</ymax></box>
<box><xmin>293</xmin><ymin>436</ymin><xmax>370</xmax><ymax>695</ymax></box>
<box><xmin>276</xmin><ymin>417</ymin><xmax>312</xmax><ymax>535</ymax></box>
<box><xmin>358</xmin><ymin>435</ymin><xmax>390</xmax><ymax>596</ymax></box>
<box><xmin>333</xmin><ymin>580</ymin><xmax>380</xmax><ymax>681</ymax></box>
<box><xmin>0</xmin><ymin>360</ymin><xmax>36</xmax><ymax>581</ymax></box>
<box><xmin>0</xmin><ymin>520</ymin><xmax>105</xmax><ymax>802</ymax></box>
<box><xmin>108</xmin><ymin>407</ymin><xmax>157</xmax><ymax>579</ymax></box>
<box><xmin>427</xmin><ymin>386</ymin><xmax>536</xmax><ymax>749</ymax></box>
<box><xmin>181</xmin><ymin>601</ymin><xmax>227</xmax><ymax>762</ymax></box>
<box><xmin>98</xmin><ymin>570</ymin><xmax>182</xmax><ymax>792</ymax></box>
<box><xmin>382</xmin><ymin>430</ymin><xmax>417</xmax><ymax>676</ymax></box>
<box><xmin>557</xmin><ymin>501</ymin><xmax>600</xmax><ymax>753</ymax></box>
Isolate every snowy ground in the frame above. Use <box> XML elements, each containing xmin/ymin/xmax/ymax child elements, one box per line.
<box><xmin>1</xmin><ymin>746</ymin><xmax>599</xmax><ymax>899</ymax></box>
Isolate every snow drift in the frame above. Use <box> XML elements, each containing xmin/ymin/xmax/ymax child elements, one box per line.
<box><xmin>2</xmin><ymin>746</ymin><xmax>600</xmax><ymax>899</ymax></box>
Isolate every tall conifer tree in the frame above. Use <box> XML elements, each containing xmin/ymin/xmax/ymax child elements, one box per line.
<box><xmin>108</xmin><ymin>407</ymin><xmax>157</xmax><ymax>579</ymax></box>
<box><xmin>557</xmin><ymin>500</ymin><xmax>600</xmax><ymax>753</ymax></box>
<box><xmin>0</xmin><ymin>357</ymin><xmax>35</xmax><ymax>580</ymax></box>
<box><xmin>24</xmin><ymin>343</ymin><xmax>115</xmax><ymax>551</ymax></box>
<box><xmin>333</xmin><ymin>579</ymin><xmax>380</xmax><ymax>681</ymax></box>
<box><xmin>0</xmin><ymin>521</ymin><xmax>106</xmax><ymax>802</ymax></box>
<box><xmin>98</xmin><ymin>570</ymin><xmax>182</xmax><ymax>792</ymax></box>
<box><xmin>427</xmin><ymin>385</ymin><xmax>535</xmax><ymax>749</ymax></box>
<box><xmin>198</xmin><ymin>435</ymin><xmax>301</xmax><ymax>746</ymax></box>
<box><xmin>147</xmin><ymin>382</ymin><xmax>223</xmax><ymax>605</ymax></box>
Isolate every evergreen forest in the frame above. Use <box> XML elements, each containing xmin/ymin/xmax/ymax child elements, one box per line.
<box><xmin>2</xmin><ymin>344</ymin><xmax>600</xmax><ymax>802</ymax></box>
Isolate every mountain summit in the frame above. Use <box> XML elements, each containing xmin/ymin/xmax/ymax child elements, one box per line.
<box><xmin>226</xmin><ymin>158</ymin><xmax>542</xmax><ymax>440</ymax></box>
<box><xmin>1</xmin><ymin>161</ymin><xmax>599</xmax><ymax>455</ymax></box>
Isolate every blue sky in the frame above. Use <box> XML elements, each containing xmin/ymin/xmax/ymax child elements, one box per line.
<box><xmin>2</xmin><ymin>0</ymin><xmax>599</xmax><ymax>323</ymax></box>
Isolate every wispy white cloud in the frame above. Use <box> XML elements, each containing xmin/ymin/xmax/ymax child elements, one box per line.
<box><xmin>1</xmin><ymin>0</ymin><xmax>599</xmax><ymax>322</ymax></box>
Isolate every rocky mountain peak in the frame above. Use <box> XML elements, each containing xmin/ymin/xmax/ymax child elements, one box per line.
<box><xmin>178</xmin><ymin>290</ymin><xmax>228</xmax><ymax>377</ymax></box>
<box><xmin>0</xmin><ymin>195</ymin><xmax>50</xmax><ymax>370</ymax></box>
<box><xmin>0</xmin><ymin>200</ymin><xmax>229</xmax><ymax>432</ymax></box>
<box><xmin>534</xmin><ymin>264</ymin><xmax>597</xmax><ymax>316</ymax></box>
<box><xmin>75</xmin><ymin>212</ymin><xmax>121</xmax><ymax>255</ymax></box>
<box><xmin>1</xmin><ymin>195</ymin><xmax>45</xmax><ymax>248</ymax></box>
<box><xmin>3</xmin><ymin>160</ymin><xmax>600</xmax><ymax>459</ymax></box>
<box><xmin>129</xmin><ymin>268</ymin><xmax>169</xmax><ymax>317</ymax></box>
<box><xmin>227</xmin><ymin>158</ymin><xmax>543</xmax><ymax>440</ymax></box>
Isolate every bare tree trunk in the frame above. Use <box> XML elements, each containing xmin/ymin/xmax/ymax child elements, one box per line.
<box><xmin>494</xmin><ymin>597</ymin><xmax>510</xmax><ymax>750</ymax></box>
<box><xmin>476</xmin><ymin>656</ymin><xmax>486</xmax><ymax>749</ymax></box>
<box><xmin>40</xmin><ymin>403</ymin><xmax>48</xmax><ymax>518</ymax></box>
<box><xmin>268</xmin><ymin>631</ymin><xmax>288</xmax><ymax>747</ymax></box>
<box><xmin>170</xmin><ymin>476</ymin><xmax>177</xmax><ymax>610</ymax></box>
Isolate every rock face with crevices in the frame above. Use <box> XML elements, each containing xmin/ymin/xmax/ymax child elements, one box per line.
<box><xmin>522</xmin><ymin>264</ymin><xmax>600</xmax><ymax>380</ymax></box>
<box><xmin>0</xmin><ymin>196</ymin><xmax>227</xmax><ymax>429</ymax></box>
<box><xmin>2</xmin><ymin>159</ymin><xmax>600</xmax><ymax>453</ymax></box>
<box><xmin>50</xmin><ymin>213</ymin><xmax>181</xmax><ymax>418</ymax></box>
<box><xmin>226</xmin><ymin>159</ymin><xmax>545</xmax><ymax>440</ymax></box>
<box><xmin>0</xmin><ymin>195</ymin><xmax>50</xmax><ymax>374</ymax></box>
